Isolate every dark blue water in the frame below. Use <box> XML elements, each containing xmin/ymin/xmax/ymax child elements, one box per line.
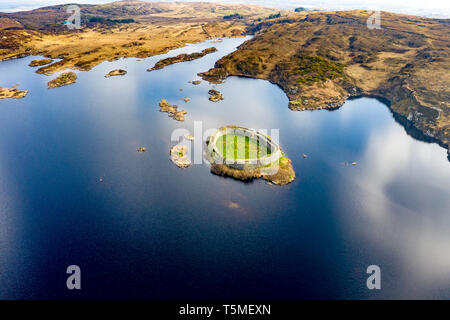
<box><xmin>0</xmin><ymin>37</ymin><xmax>449</xmax><ymax>299</ymax></box>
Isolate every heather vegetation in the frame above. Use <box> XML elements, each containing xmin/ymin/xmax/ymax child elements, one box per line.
<box><xmin>200</xmin><ymin>11</ymin><xmax>450</xmax><ymax>154</ymax></box>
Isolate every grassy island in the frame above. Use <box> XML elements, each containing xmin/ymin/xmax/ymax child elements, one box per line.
<box><xmin>47</xmin><ymin>72</ymin><xmax>77</xmax><ymax>88</ymax></box>
<box><xmin>207</xmin><ymin>126</ymin><xmax>295</xmax><ymax>185</ymax></box>
<box><xmin>148</xmin><ymin>47</ymin><xmax>217</xmax><ymax>72</ymax></box>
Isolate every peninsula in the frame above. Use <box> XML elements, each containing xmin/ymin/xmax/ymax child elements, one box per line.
<box><xmin>199</xmin><ymin>11</ymin><xmax>450</xmax><ymax>156</ymax></box>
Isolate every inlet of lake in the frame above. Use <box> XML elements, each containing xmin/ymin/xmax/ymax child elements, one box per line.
<box><xmin>0</xmin><ymin>36</ymin><xmax>449</xmax><ymax>299</ymax></box>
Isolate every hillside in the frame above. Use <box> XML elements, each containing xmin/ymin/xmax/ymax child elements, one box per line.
<box><xmin>200</xmin><ymin>10</ymin><xmax>450</xmax><ymax>156</ymax></box>
<box><xmin>0</xmin><ymin>1</ymin><xmax>281</xmax><ymax>73</ymax></box>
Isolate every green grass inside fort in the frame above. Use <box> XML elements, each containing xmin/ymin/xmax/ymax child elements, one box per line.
<box><xmin>215</xmin><ymin>134</ymin><xmax>272</xmax><ymax>160</ymax></box>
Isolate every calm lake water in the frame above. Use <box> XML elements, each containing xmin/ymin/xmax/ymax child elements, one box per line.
<box><xmin>0</xmin><ymin>37</ymin><xmax>449</xmax><ymax>299</ymax></box>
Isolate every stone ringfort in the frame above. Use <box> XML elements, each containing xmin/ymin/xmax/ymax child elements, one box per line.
<box><xmin>206</xmin><ymin>125</ymin><xmax>283</xmax><ymax>170</ymax></box>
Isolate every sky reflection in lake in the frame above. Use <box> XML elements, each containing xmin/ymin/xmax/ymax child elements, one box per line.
<box><xmin>0</xmin><ymin>37</ymin><xmax>449</xmax><ymax>299</ymax></box>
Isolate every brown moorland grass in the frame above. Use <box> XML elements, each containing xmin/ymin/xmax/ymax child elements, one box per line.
<box><xmin>199</xmin><ymin>10</ymin><xmax>450</xmax><ymax>155</ymax></box>
<box><xmin>0</xmin><ymin>1</ymin><xmax>283</xmax><ymax>75</ymax></box>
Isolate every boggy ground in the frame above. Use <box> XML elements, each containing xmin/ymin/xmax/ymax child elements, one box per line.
<box><xmin>199</xmin><ymin>10</ymin><xmax>450</xmax><ymax>156</ymax></box>
<box><xmin>0</xmin><ymin>1</ymin><xmax>280</xmax><ymax>75</ymax></box>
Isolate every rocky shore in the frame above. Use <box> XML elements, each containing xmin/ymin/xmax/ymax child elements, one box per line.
<box><xmin>210</xmin><ymin>157</ymin><xmax>295</xmax><ymax>185</ymax></box>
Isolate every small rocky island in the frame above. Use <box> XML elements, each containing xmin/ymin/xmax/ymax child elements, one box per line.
<box><xmin>170</xmin><ymin>145</ymin><xmax>191</xmax><ymax>168</ymax></box>
<box><xmin>0</xmin><ymin>86</ymin><xmax>28</xmax><ymax>99</ymax></box>
<box><xmin>148</xmin><ymin>47</ymin><xmax>217</xmax><ymax>72</ymax></box>
<box><xmin>105</xmin><ymin>69</ymin><xmax>127</xmax><ymax>77</ymax></box>
<box><xmin>29</xmin><ymin>58</ymin><xmax>53</xmax><ymax>67</ymax></box>
<box><xmin>208</xmin><ymin>89</ymin><xmax>223</xmax><ymax>102</ymax></box>
<box><xmin>47</xmin><ymin>72</ymin><xmax>77</xmax><ymax>88</ymax></box>
<box><xmin>159</xmin><ymin>98</ymin><xmax>187</xmax><ymax>122</ymax></box>
<box><xmin>206</xmin><ymin>126</ymin><xmax>295</xmax><ymax>185</ymax></box>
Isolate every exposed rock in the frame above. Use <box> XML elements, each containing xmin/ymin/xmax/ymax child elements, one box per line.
<box><xmin>47</xmin><ymin>72</ymin><xmax>77</xmax><ymax>88</ymax></box>
<box><xmin>210</xmin><ymin>159</ymin><xmax>295</xmax><ymax>185</ymax></box>
<box><xmin>147</xmin><ymin>47</ymin><xmax>217</xmax><ymax>71</ymax></box>
<box><xmin>170</xmin><ymin>110</ymin><xmax>187</xmax><ymax>121</ymax></box>
<box><xmin>105</xmin><ymin>69</ymin><xmax>127</xmax><ymax>77</ymax></box>
<box><xmin>227</xmin><ymin>201</ymin><xmax>240</xmax><ymax>209</ymax></box>
<box><xmin>0</xmin><ymin>86</ymin><xmax>28</xmax><ymax>99</ymax></box>
<box><xmin>137</xmin><ymin>147</ymin><xmax>147</xmax><ymax>152</ymax></box>
<box><xmin>184</xmin><ymin>133</ymin><xmax>195</xmax><ymax>141</ymax></box>
<box><xmin>159</xmin><ymin>98</ymin><xmax>177</xmax><ymax>113</ymax></box>
<box><xmin>190</xmin><ymin>80</ymin><xmax>201</xmax><ymax>85</ymax></box>
<box><xmin>170</xmin><ymin>145</ymin><xmax>191</xmax><ymax>168</ymax></box>
<box><xmin>183</xmin><ymin>98</ymin><xmax>191</xmax><ymax>102</ymax></box>
<box><xmin>208</xmin><ymin>89</ymin><xmax>223</xmax><ymax>102</ymax></box>
<box><xmin>159</xmin><ymin>98</ymin><xmax>187</xmax><ymax>121</ymax></box>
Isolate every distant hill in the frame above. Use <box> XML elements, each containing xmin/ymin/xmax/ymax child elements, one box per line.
<box><xmin>0</xmin><ymin>1</ymin><xmax>281</xmax><ymax>71</ymax></box>
<box><xmin>0</xmin><ymin>1</ymin><xmax>280</xmax><ymax>31</ymax></box>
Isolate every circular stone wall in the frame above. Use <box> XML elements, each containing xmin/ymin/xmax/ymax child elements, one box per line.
<box><xmin>206</xmin><ymin>126</ymin><xmax>283</xmax><ymax>170</ymax></box>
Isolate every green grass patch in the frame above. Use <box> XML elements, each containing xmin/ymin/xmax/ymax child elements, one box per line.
<box><xmin>294</xmin><ymin>55</ymin><xmax>344</xmax><ymax>85</ymax></box>
<box><xmin>215</xmin><ymin>134</ymin><xmax>272</xmax><ymax>160</ymax></box>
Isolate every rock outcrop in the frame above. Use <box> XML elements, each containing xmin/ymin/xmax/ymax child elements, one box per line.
<box><xmin>105</xmin><ymin>69</ymin><xmax>127</xmax><ymax>77</ymax></box>
<box><xmin>0</xmin><ymin>86</ymin><xmax>28</xmax><ymax>99</ymax></box>
<box><xmin>47</xmin><ymin>72</ymin><xmax>77</xmax><ymax>88</ymax></box>
<box><xmin>159</xmin><ymin>98</ymin><xmax>187</xmax><ymax>121</ymax></box>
